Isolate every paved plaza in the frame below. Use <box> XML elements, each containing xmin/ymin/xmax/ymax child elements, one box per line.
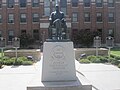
<box><xmin>0</xmin><ymin>61</ymin><xmax>120</xmax><ymax>90</ymax></box>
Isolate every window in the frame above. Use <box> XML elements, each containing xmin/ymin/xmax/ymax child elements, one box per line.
<box><xmin>52</xmin><ymin>0</ymin><xmax>55</xmax><ymax>11</ymax></box>
<box><xmin>0</xmin><ymin>1</ymin><xmax>2</xmax><ymax>8</ymax></box>
<box><xmin>71</xmin><ymin>0</ymin><xmax>78</xmax><ymax>7</ymax></box>
<box><xmin>108</xmin><ymin>0</ymin><xmax>114</xmax><ymax>7</ymax></box>
<box><xmin>20</xmin><ymin>14</ymin><xmax>27</xmax><ymax>23</ymax></box>
<box><xmin>8</xmin><ymin>14</ymin><xmax>14</xmax><ymax>23</ymax></box>
<box><xmin>7</xmin><ymin>0</ymin><xmax>14</xmax><ymax>8</ymax></box>
<box><xmin>44</xmin><ymin>0</ymin><xmax>50</xmax><ymax>16</ymax></box>
<box><xmin>60</xmin><ymin>0</ymin><xmax>67</xmax><ymax>15</ymax></box>
<box><xmin>33</xmin><ymin>29</ymin><xmax>39</xmax><ymax>40</ymax></box>
<box><xmin>96</xmin><ymin>0</ymin><xmax>103</xmax><ymax>7</ymax></box>
<box><xmin>32</xmin><ymin>0</ymin><xmax>39</xmax><ymax>7</ymax></box>
<box><xmin>84</xmin><ymin>0</ymin><xmax>91</xmax><ymax>7</ymax></box>
<box><xmin>72</xmin><ymin>13</ymin><xmax>78</xmax><ymax>22</ymax></box>
<box><xmin>21</xmin><ymin>30</ymin><xmax>26</xmax><ymax>34</ymax></box>
<box><xmin>84</xmin><ymin>12</ymin><xmax>90</xmax><ymax>22</ymax></box>
<box><xmin>0</xmin><ymin>15</ymin><xmax>2</xmax><ymax>23</ymax></box>
<box><xmin>96</xmin><ymin>12</ymin><xmax>102</xmax><ymax>22</ymax></box>
<box><xmin>19</xmin><ymin>0</ymin><xmax>26</xmax><ymax>7</ymax></box>
<box><xmin>32</xmin><ymin>13</ymin><xmax>39</xmax><ymax>22</ymax></box>
<box><xmin>108</xmin><ymin>29</ymin><xmax>114</xmax><ymax>36</ymax></box>
<box><xmin>108</xmin><ymin>12</ymin><xmax>114</xmax><ymax>22</ymax></box>
<box><xmin>8</xmin><ymin>30</ymin><xmax>14</xmax><ymax>41</ymax></box>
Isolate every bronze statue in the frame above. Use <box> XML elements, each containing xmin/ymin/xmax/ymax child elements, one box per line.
<box><xmin>48</xmin><ymin>4</ymin><xmax>67</xmax><ymax>40</ymax></box>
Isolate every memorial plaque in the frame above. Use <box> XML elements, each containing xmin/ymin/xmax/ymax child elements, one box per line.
<box><xmin>94</xmin><ymin>36</ymin><xmax>101</xmax><ymax>47</ymax></box>
<box><xmin>42</xmin><ymin>42</ymin><xmax>76</xmax><ymax>82</ymax></box>
<box><xmin>0</xmin><ymin>37</ymin><xmax>6</xmax><ymax>48</ymax></box>
<box><xmin>106</xmin><ymin>36</ymin><xmax>114</xmax><ymax>48</ymax></box>
<box><xmin>12</xmin><ymin>37</ymin><xmax>20</xmax><ymax>48</ymax></box>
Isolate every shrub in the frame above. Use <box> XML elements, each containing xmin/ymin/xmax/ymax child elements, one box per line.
<box><xmin>108</xmin><ymin>57</ymin><xmax>116</xmax><ymax>62</ymax></box>
<box><xmin>114</xmin><ymin>56</ymin><xmax>120</xmax><ymax>60</ymax></box>
<box><xmin>0</xmin><ymin>60</ymin><xmax>3</xmax><ymax>68</ymax></box>
<box><xmin>110</xmin><ymin>54</ymin><xmax>115</xmax><ymax>58</ymax></box>
<box><xmin>87</xmin><ymin>55</ymin><xmax>96</xmax><ymax>61</ymax></box>
<box><xmin>4</xmin><ymin>57</ymin><xmax>15</xmax><ymax>65</ymax></box>
<box><xmin>17</xmin><ymin>57</ymin><xmax>28</xmax><ymax>61</ymax></box>
<box><xmin>2</xmin><ymin>56</ymin><xmax>10</xmax><ymax>61</ymax></box>
<box><xmin>79</xmin><ymin>59</ymin><xmax>91</xmax><ymax>64</ymax></box>
<box><xmin>110</xmin><ymin>59</ymin><xmax>120</xmax><ymax>65</ymax></box>
<box><xmin>87</xmin><ymin>55</ymin><xmax>101</xmax><ymax>63</ymax></box>
<box><xmin>118</xmin><ymin>63</ymin><xmax>120</xmax><ymax>68</ymax></box>
<box><xmin>97</xmin><ymin>56</ymin><xmax>108</xmax><ymax>63</ymax></box>
<box><xmin>22</xmin><ymin>61</ymin><xmax>33</xmax><ymax>65</ymax></box>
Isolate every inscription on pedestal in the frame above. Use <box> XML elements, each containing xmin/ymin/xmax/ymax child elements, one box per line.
<box><xmin>42</xmin><ymin>42</ymin><xmax>76</xmax><ymax>81</ymax></box>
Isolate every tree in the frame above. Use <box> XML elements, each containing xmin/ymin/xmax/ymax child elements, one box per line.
<box><xmin>19</xmin><ymin>34</ymin><xmax>35</xmax><ymax>48</ymax></box>
<box><xmin>74</xmin><ymin>29</ymin><xmax>95</xmax><ymax>47</ymax></box>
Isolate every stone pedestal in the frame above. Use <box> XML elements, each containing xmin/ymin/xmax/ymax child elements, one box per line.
<box><xmin>42</xmin><ymin>41</ymin><xmax>76</xmax><ymax>81</ymax></box>
<box><xmin>27</xmin><ymin>59</ymin><xmax>92</xmax><ymax>90</ymax></box>
<box><xmin>27</xmin><ymin>41</ymin><xmax>92</xmax><ymax>90</ymax></box>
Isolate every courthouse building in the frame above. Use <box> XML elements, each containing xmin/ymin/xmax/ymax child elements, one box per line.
<box><xmin>0</xmin><ymin>0</ymin><xmax>120</xmax><ymax>45</ymax></box>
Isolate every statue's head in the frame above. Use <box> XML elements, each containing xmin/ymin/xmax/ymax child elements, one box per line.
<box><xmin>55</xmin><ymin>4</ymin><xmax>59</xmax><ymax>13</ymax></box>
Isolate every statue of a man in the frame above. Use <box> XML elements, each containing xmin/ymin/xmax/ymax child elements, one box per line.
<box><xmin>49</xmin><ymin>4</ymin><xmax>66</xmax><ymax>27</ymax></box>
<box><xmin>48</xmin><ymin>4</ymin><xmax>67</xmax><ymax>40</ymax></box>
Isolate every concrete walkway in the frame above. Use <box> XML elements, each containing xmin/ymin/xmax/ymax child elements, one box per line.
<box><xmin>0</xmin><ymin>63</ymin><xmax>40</xmax><ymax>90</ymax></box>
<box><xmin>0</xmin><ymin>62</ymin><xmax>120</xmax><ymax>90</ymax></box>
<box><xmin>78</xmin><ymin>63</ymin><xmax>120</xmax><ymax>90</ymax></box>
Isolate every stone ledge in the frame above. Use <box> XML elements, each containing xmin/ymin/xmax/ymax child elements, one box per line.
<box><xmin>4</xmin><ymin>49</ymin><xmax>41</xmax><ymax>61</ymax></box>
<box><xmin>74</xmin><ymin>48</ymin><xmax>108</xmax><ymax>59</ymax></box>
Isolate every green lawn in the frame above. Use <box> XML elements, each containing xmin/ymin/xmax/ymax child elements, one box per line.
<box><xmin>111</xmin><ymin>48</ymin><xmax>120</xmax><ymax>56</ymax></box>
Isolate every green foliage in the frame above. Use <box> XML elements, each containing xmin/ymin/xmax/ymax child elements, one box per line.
<box><xmin>0</xmin><ymin>60</ymin><xmax>3</xmax><ymax>68</ymax></box>
<box><xmin>79</xmin><ymin>59</ymin><xmax>91</xmax><ymax>64</ymax></box>
<box><xmin>73</xmin><ymin>30</ymin><xmax>95</xmax><ymax>47</ymax></box>
<box><xmin>17</xmin><ymin>57</ymin><xmax>28</xmax><ymax>61</ymax></box>
<box><xmin>19</xmin><ymin>34</ymin><xmax>35</xmax><ymax>48</ymax></box>
<box><xmin>118</xmin><ymin>63</ymin><xmax>120</xmax><ymax>68</ymax></box>
<box><xmin>87</xmin><ymin>55</ymin><xmax>96</xmax><ymax>61</ymax></box>
<box><xmin>0</xmin><ymin>56</ymin><xmax>33</xmax><ymax>66</ymax></box>
<box><xmin>4</xmin><ymin>57</ymin><xmax>15</xmax><ymax>65</ymax></box>
<box><xmin>22</xmin><ymin>61</ymin><xmax>33</xmax><ymax>65</ymax></box>
<box><xmin>87</xmin><ymin>55</ymin><xmax>108</xmax><ymax>63</ymax></box>
<box><xmin>97</xmin><ymin>56</ymin><xmax>108</xmax><ymax>63</ymax></box>
<box><xmin>110</xmin><ymin>59</ymin><xmax>120</xmax><ymax>65</ymax></box>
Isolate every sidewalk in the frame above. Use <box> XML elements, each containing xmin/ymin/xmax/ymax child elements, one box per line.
<box><xmin>0</xmin><ymin>61</ymin><xmax>120</xmax><ymax>90</ymax></box>
<box><xmin>78</xmin><ymin>63</ymin><xmax>120</xmax><ymax>90</ymax></box>
<box><xmin>0</xmin><ymin>63</ymin><xmax>40</xmax><ymax>90</ymax></box>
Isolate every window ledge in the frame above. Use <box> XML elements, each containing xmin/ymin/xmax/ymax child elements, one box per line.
<box><xmin>96</xmin><ymin>7</ymin><xmax>103</xmax><ymax>8</ymax></box>
<box><xmin>32</xmin><ymin>22</ymin><xmax>39</xmax><ymax>24</ymax></box>
<box><xmin>96</xmin><ymin>22</ymin><xmax>103</xmax><ymax>23</ymax></box>
<box><xmin>32</xmin><ymin>7</ymin><xmax>39</xmax><ymax>8</ymax></box>
<box><xmin>108</xmin><ymin>7</ymin><xmax>115</xmax><ymax>8</ymax></box>
<box><xmin>72</xmin><ymin>22</ymin><xmax>79</xmax><ymax>23</ymax></box>
<box><xmin>20</xmin><ymin>23</ymin><xmax>27</xmax><ymax>24</ymax></box>
<box><xmin>84</xmin><ymin>22</ymin><xmax>91</xmax><ymax>23</ymax></box>
<box><xmin>8</xmin><ymin>23</ymin><xmax>15</xmax><ymax>24</ymax></box>
<box><xmin>108</xmin><ymin>22</ymin><xmax>115</xmax><ymax>23</ymax></box>
<box><xmin>7</xmin><ymin>8</ymin><xmax>14</xmax><ymax>9</ymax></box>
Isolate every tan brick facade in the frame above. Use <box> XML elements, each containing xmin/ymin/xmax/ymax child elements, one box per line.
<box><xmin>0</xmin><ymin>0</ymin><xmax>120</xmax><ymax>45</ymax></box>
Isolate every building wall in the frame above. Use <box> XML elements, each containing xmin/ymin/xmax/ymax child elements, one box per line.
<box><xmin>0</xmin><ymin>0</ymin><xmax>120</xmax><ymax>45</ymax></box>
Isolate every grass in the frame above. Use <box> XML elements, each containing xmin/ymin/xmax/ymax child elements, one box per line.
<box><xmin>111</xmin><ymin>48</ymin><xmax>120</xmax><ymax>56</ymax></box>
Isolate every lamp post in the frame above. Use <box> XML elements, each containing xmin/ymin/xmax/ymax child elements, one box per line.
<box><xmin>106</xmin><ymin>36</ymin><xmax>114</xmax><ymax>58</ymax></box>
<box><xmin>12</xmin><ymin>37</ymin><xmax>20</xmax><ymax>64</ymax></box>
<box><xmin>94</xmin><ymin>36</ymin><xmax>101</xmax><ymax>56</ymax></box>
<box><xmin>0</xmin><ymin>37</ymin><xmax>6</xmax><ymax>58</ymax></box>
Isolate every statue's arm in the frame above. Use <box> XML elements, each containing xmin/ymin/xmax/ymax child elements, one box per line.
<box><xmin>49</xmin><ymin>13</ymin><xmax>53</xmax><ymax>26</ymax></box>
